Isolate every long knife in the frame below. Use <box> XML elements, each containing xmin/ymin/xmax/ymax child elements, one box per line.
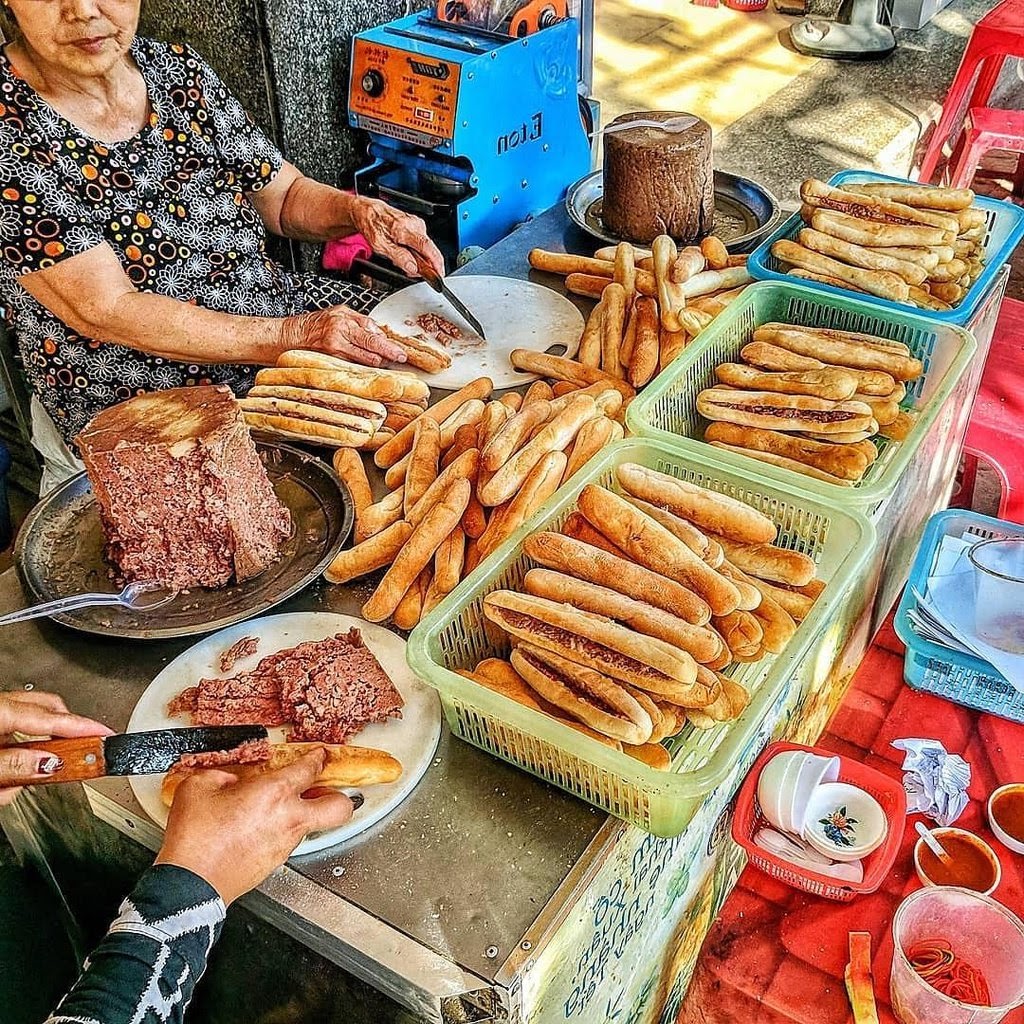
<box><xmin>11</xmin><ymin>725</ymin><xmax>268</xmax><ymax>783</ymax></box>
<box><xmin>410</xmin><ymin>252</ymin><xmax>488</xmax><ymax>339</ymax></box>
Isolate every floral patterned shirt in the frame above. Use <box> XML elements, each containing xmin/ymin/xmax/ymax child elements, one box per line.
<box><xmin>0</xmin><ymin>37</ymin><xmax>311</xmax><ymax>443</ymax></box>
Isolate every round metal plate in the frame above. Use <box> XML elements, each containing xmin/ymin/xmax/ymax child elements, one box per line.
<box><xmin>13</xmin><ymin>440</ymin><xmax>353</xmax><ymax>640</ymax></box>
<box><xmin>565</xmin><ymin>169</ymin><xmax>781</xmax><ymax>252</ymax></box>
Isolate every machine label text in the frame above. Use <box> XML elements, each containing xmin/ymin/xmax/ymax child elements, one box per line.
<box><xmin>496</xmin><ymin>112</ymin><xmax>543</xmax><ymax>155</ymax></box>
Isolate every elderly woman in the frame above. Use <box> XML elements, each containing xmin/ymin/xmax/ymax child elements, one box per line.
<box><xmin>0</xmin><ymin>0</ymin><xmax>444</xmax><ymax>491</ymax></box>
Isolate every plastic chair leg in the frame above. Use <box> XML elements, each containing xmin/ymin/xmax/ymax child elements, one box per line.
<box><xmin>920</xmin><ymin>52</ymin><xmax>984</xmax><ymax>182</ymax></box>
<box><xmin>969</xmin><ymin>54</ymin><xmax>1007</xmax><ymax>110</ymax></box>
<box><xmin>949</xmin><ymin>132</ymin><xmax>987</xmax><ymax>189</ymax></box>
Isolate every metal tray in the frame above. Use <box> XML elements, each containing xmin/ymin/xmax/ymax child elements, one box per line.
<box><xmin>13</xmin><ymin>439</ymin><xmax>352</xmax><ymax>640</ymax></box>
<box><xmin>565</xmin><ymin>169</ymin><xmax>780</xmax><ymax>252</ymax></box>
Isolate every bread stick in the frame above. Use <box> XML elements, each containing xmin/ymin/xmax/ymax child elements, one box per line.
<box><xmin>671</xmin><ymin>245</ymin><xmax>706</xmax><ymax>284</ymax></box>
<box><xmin>481</xmin><ymin>400</ymin><xmax>551</xmax><ymax>472</ymax></box>
<box><xmin>354</xmin><ymin>487</ymin><xmax>404</xmax><ymax>542</ymax></box>
<box><xmin>601</xmin><ymin>283</ymin><xmax>627</xmax><ymax>380</ymax></box>
<box><xmin>477</xmin><ymin>450</ymin><xmax>566</xmax><ymax>558</ymax></box>
<box><xmin>362</xmin><ymin>478</ymin><xmax>471</xmax><ymax>622</ymax></box>
<box><xmin>332</xmin><ymin>448</ymin><xmax>373</xmax><ymax>524</ymax></box>
<box><xmin>406</xmin><ymin>448</ymin><xmax>480</xmax><ymax>529</ymax></box>
<box><xmin>523</xmin><ymin>380</ymin><xmax>554</xmax><ymax>406</ymax></box>
<box><xmin>528</xmin><ymin>249</ymin><xmax>615</xmax><ymax>277</ymax></box>
<box><xmin>509</xmin><ymin>350</ymin><xmax>635</xmax><ymax>399</ymax></box>
<box><xmin>614</xmin><ymin>242</ymin><xmax>636</xmax><ymax>304</ymax></box>
<box><xmin>714</xmin><ymin>363</ymin><xmax>858</xmax><ymax>401</ymax></box>
<box><xmin>708</xmin><ymin>443</ymin><xmax>858</xmax><ymax>486</ymax></box>
<box><xmin>754</xmin><ymin>325</ymin><xmax>922</xmax><ymax>380</ymax></box>
<box><xmin>739</xmin><ymin>342</ymin><xmax>898</xmax><ymax>395</ymax></box>
<box><xmin>393</xmin><ymin>566</ymin><xmax>430</xmax><ymax>630</ymax></box>
<box><xmin>619</xmin><ymin>496</ymin><xmax>711</xmax><ymax>559</ymax></box>
<box><xmin>404</xmin><ymin>418</ymin><xmax>441</xmax><ymax>516</ymax></box>
<box><xmin>578</xmin><ymin>300</ymin><xmax>604</xmax><ymax>368</ymax></box>
<box><xmin>563</xmin><ymin>415</ymin><xmax>615</xmax><ymax>483</ymax></box>
<box><xmin>810</xmin><ymin>208</ymin><xmax>951</xmax><ymax>249</ymax></box>
<box><xmin>561</xmin><ymin>511</ymin><xmax>631</xmax><ymax>559</ymax></box>
<box><xmin>772</xmin><ymin>239</ymin><xmax>909</xmax><ymax>301</ymax></box>
<box><xmin>797</xmin><ymin>227</ymin><xmax>927</xmax><ymax>286</ymax></box>
<box><xmin>849</xmin><ymin>182</ymin><xmax>974</xmax><ymax>211</ymax></box>
<box><xmin>248</xmin><ymin>385</ymin><xmax>387</xmax><ymax>425</ymax></box>
<box><xmin>700</xmin><ymin>236</ymin><xmax>728</xmax><ymax>271</ymax></box>
<box><xmin>629</xmin><ymin>296</ymin><xmax>660</xmax><ymax>387</ymax></box>
<box><xmin>432</xmin><ymin>525</ymin><xmax>466</xmax><ymax>595</ymax></box>
<box><xmin>710</xmin><ymin>534</ymin><xmax>816</xmax><ymax>587</ymax></box>
<box><xmin>324</xmin><ymin>519</ymin><xmax>413</xmax><ymax>584</ymax></box>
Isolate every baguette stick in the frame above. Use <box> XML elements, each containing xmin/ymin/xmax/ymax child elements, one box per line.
<box><xmin>161</xmin><ymin>743</ymin><xmax>403</xmax><ymax>805</ymax></box>
<box><xmin>753</xmin><ymin>325</ymin><xmax>923</xmax><ymax>380</ymax></box>
<box><xmin>810</xmin><ymin>208</ymin><xmax>950</xmax><ymax>248</ymax></box>
<box><xmin>384</xmin><ymin>410</ymin><xmax>416</xmax><ymax>432</ymax></box>
<box><xmin>714</xmin><ymin>363</ymin><xmax>858</xmax><ymax>401</ymax></box>
<box><xmin>481</xmin><ymin>400</ymin><xmax>552</xmax><ymax>472</ymax></box>
<box><xmin>324</xmin><ymin>519</ymin><xmax>413</xmax><ymax>584</ymax></box>
<box><xmin>528</xmin><ymin>249</ymin><xmax>615</xmax><ymax>277</ymax></box>
<box><xmin>700</xmin><ymin>236</ymin><xmax>729</xmax><ymax>271</ymax></box>
<box><xmin>374</xmin><ymin>377</ymin><xmax>493</xmax><ymax>468</ymax></box>
<box><xmin>797</xmin><ymin>227</ymin><xmax>927</xmax><ymax>285</ymax></box>
<box><xmin>614</xmin><ymin>242</ymin><xmax>636</xmax><ymax>305</ymax></box>
<box><xmin>705</xmin><ymin>422</ymin><xmax>869</xmax><ymax>480</ymax></box>
<box><xmin>741</xmin><ymin>572</ymin><xmax>797</xmax><ymax>653</ymax></box>
<box><xmin>712</xmin><ymin>610</ymin><xmax>762</xmax><ymax>658</ymax></box>
<box><xmin>406</xmin><ymin>448</ymin><xmax>480</xmax><ymax>528</ymax></box>
<box><xmin>354</xmin><ymin>487</ymin><xmax>404</xmax><ymax>542</ymax></box>
<box><xmin>247</xmin><ymin>385</ymin><xmax>388</xmax><ymax>425</ymax></box>
<box><xmin>393</xmin><ymin>566</ymin><xmax>430</xmax><ymax>630</ymax></box>
<box><xmin>659</xmin><ymin>326</ymin><xmax>688</xmax><ymax>370</ymax></box>
<box><xmin>525</xmin><ymin>531</ymin><xmax>712</xmax><ymax>625</ymax></box>
<box><xmin>619</xmin><ymin>301</ymin><xmax>639</xmax><ymax>368</ymax></box>
<box><xmin>629</xmin><ymin>296</ymin><xmax>660</xmax><ymax>387</ymax></box>
<box><xmin>474</xmin><ymin>403</ymin><xmax>509</xmax><ymax>456</ymax></box>
<box><xmin>562</xmin><ymin>511</ymin><xmax>631</xmax><ymax>559</ymax></box>
<box><xmin>670</xmin><ymin>246</ymin><xmax>706</xmax><ymax>284</ymax></box>
<box><xmin>675</xmin><ymin>308</ymin><xmax>714</xmax><ymax>335</ymax></box>
<box><xmin>878</xmin><ymin>409</ymin><xmax>915</xmax><ymax>441</ymax></box>
<box><xmin>616</xmin><ymin>462</ymin><xmax>778</xmax><ymax>544</ymax></box>
<box><xmin>678</xmin><ymin>266</ymin><xmax>752</xmax><ymax>297</ymax></box>
<box><xmin>362</xmin><ymin>478</ymin><xmax>471</xmax><ymax>622</ymax></box>
<box><xmin>653</xmin><ymin>234</ymin><xmax>682</xmax><ymax>331</ymax></box>
<box><xmin>863</xmin><ymin>245</ymin><xmax>940</xmax><ymax>270</ymax></box>
<box><xmin>551</xmin><ymin>381</ymin><xmax>578</xmax><ymax>397</ymax></box>
<box><xmin>578</xmin><ymin>300</ymin><xmax>604</xmax><ymax>368</ymax></box>
<box><xmin>477</xmin><ymin>451</ymin><xmax>566</xmax><ymax>558</ymax></box>
<box><xmin>242</xmin><ymin>412</ymin><xmax>373</xmax><ymax>448</ymax></box>
<box><xmin>404</xmin><ymin>418</ymin><xmax>441</xmax><ymax>516</ymax></box>
<box><xmin>479</xmin><ymin>395</ymin><xmax>596</xmax><ymax>506</ymax></box>
<box><xmin>547</xmin><ymin>381</ymin><xmax>625</xmax><ymax>416</ymax></box>
<box><xmin>332</xmin><ymin>448</ymin><xmax>373</xmax><ymax>523</ymax></box>
<box><xmin>499</xmin><ymin>392</ymin><xmax>523</xmax><ymax>412</ymax></box>
<box><xmin>383</xmin><ymin>399</ymin><xmax>487</xmax><ymax>488</ymax></box>
<box><xmin>577</xmin><ymin>485</ymin><xmax>741</xmax><ymax>616</ymax></box>
<box><xmin>739</xmin><ymin>342</ymin><xmax>897</xmax><ymax>394</ymax></box>
<box><xmin>523</xmin><ymin>380</ymin><xmax>554</xmax><ymax>406</ymax></box>
<box><xmin>620</xmin><ymin>496</ymin><xmax>711</xmax><ymax>558</ymax></box>
<box><xmin>709</xmin><ymin>443</ymin><xmax>858</xmax><ymax>486</ymax></box>
<box><xmin>787</xmin><ymin>269</ymin><xmax>868</xmax><ymax>294</ymax></box>
<box><xmin>853</xmin><ymin>392</ymin><xmax>901</xmax><ymax>426</ymax></box>
<box><xmin>757</xmin><ymin>578</ymin><xmax>815</xmax><ymax>622</ymax></box>
<box><xmin>800</xmin><ymin>178</ymin><xmax>960</xmax><ymax>232</ymax></box>
<box><xmin>433</xmin><ymin>525</ymin><xmax>466</xmax><ymax>595</ymax></box>
<box><xmin>710</xmin><ymin>534</ymin><xmax>816</xmax><ymax>587</ymax></box>
<box><xmin>926</xmin><ymin>258</ymin><xmax>967</xmax><ymax>283</ymax></box>
<box><xmin>523</xmin><ymin>568</ymin><xmax>724</xmax><ymax>663</ymax></box>
<box><xmin>462</xmin><ymin>492</ymin><xmax>487</xmax><ymax>539</ymax></box>
<box><xmin>270</xmin><ymin>356</ymin><xmax>428</xmax><ymax>404</ymax></box>
<box><xmin>717</xmin><ymin>561</ymin><xmax>762</xmax><ymax>611</ymax></box>
<box><xmin>801</xmin><ymin>427</ymin><xmax>877</xmax><ymax>444</ymax></box>
<box><xmin>772</xmin><ymin>239</ymin><xmax>909</xmax><ymax>301</ymax></box>
<box><xmin>595</xmin><ymin>243</ymin><xmax>653</xmax><ymax>261</ymax></box>
<box><xmin>849</xmin><ymin>181</ymin><xmax>974</xmax><ymax>211</ymax></box>
<box><xmin>377</xmin><ymin>326</ymin><xmax>451</xmax><ymax>374</ymax></box>
<box><xmin>509</xmin><ymin>349</ymin><xmax>636</xmax><ymax>399</ymax></box>
<box><xmin>601</xmin><ymin>283</ymin><xmax>627</xmax><ymax>379</ymax></box>
<box><xmin>622</xmin><ymin>742</ymin><xmax>672</xmax><ymax>770</ymax></box>
<box><xmin>563</xmin><ymin>415</ymin><xmax>615</xmax><ymax>483</ymax></box>
<box><xmin>565</xmin><ymin>273</ymin><xmax>615</xmax><ymax>299</ymax></box>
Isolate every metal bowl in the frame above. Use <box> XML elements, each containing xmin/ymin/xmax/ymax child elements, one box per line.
<box><xmin>14</xmin><ymin>439</ymin><xmax>353</xmax><ymax>640</ymax></box>
<box><xmin>566</xmin><ymin>169</ymin><xmax>780</xmax><ymax>252</ymax></box>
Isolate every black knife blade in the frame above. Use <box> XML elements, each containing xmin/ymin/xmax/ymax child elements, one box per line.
<box><xmin>410</xmin><ymin>252</ymin><xmax>488</xmax><ymax>339</ymax></box>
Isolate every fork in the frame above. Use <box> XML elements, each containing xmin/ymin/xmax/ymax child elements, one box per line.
<box><xmin>0</xmin><ymin>581</ymin><xmax>177</xmax><ymax>626</ymax></box>
<box><xmin>603</xmin><ymin>115</ymin><xmax>699</xmax><ymax>136</ymax></box>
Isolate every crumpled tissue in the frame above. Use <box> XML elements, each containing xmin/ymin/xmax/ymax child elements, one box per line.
<box><xmin>892</xmin><ymin>738</ymin><xmax>971</xmax><ymax>826</ymax></box>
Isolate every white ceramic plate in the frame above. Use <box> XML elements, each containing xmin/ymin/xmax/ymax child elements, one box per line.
<box><xmin>127</xmin><ymin>612</ymin><xmax>441</xmax><ymax>856</ymax></box>
<box><xmin>370</xmin><ymin>275</ymin><xmax>583</xmax><ymax>390</ymax></box>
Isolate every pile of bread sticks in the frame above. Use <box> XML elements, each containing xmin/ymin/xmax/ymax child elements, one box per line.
<box><xmin>527</xmin><ymin>233</ymin><xmax>752</xmax><ymax>385</ymax></box>
<box><xmin>459</xmin><ymin>466</ymin><xmax>826</xmax><ymax>768</ymax></box>
<box><xmin>772</xmin><ymin>179</ymin><xmax>985</xmax><ymax>311</ymax></box>
<box><xmin>323</xmin><ymin>375</ymin><xmax>630</xmax><ymax>629</ymax></box>
<box><xmin>696</xmin><ymin>322</ymin><xmax>923</xmax><ymax>485</ymax></box>
<box><xmin>239</xmin><ymin>349</ymin><xmax>431</xmax><ymax>450</ymax></box>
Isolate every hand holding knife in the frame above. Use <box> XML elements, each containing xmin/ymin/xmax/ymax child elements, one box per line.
<box><xmin>406</xmin><ymin>249</ymin><xmax>488</xmax><ymax>340</ymax></box>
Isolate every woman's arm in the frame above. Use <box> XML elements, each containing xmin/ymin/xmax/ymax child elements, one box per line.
<box><xmin>250</xmin><ymin>162</ymin><xmax>445</xmax><ymax>277</ymax></box>
<box><xmin>17</xmin><ymin>243</ymin><xmax>404</xmax><ymax>366</ymax></box>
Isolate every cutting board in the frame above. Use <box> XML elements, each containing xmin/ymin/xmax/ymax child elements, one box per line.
<box><xmin>371</xmin><ymin>275</ymin><xmax>583</xmax><ymax>390</ymax></box>
<box><xmin>127</xmin><ymin>612</ymin><xmax>441</xmax><ymax>856</ymax></box>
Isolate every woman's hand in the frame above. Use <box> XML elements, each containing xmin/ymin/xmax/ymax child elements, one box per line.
<box><xmin>283</xmin><ymin>305</ymin><xmax>407</xmax><ymax>367</ymax></box>
<box><xmin>154</xmin><ymin>750</ymin><xmax>355</xmax><ymax>904</ymax></box>
<box><xmin>352</xmin><ymin>197</ymin><xmax>446</xmax><ymax>279</ymax></box>
<box><xmin>0</xmin><ymin>691</ymin><xmax>112</xmax><ymax>806</ymax></box>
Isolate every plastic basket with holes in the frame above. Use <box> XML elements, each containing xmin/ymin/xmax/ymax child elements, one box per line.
<box><xmin>407</xmin><ymin>438</ymin><xmax>874</xmax><ymax>837</ymax></box>
<box><xmin>747</xmin><ymin>170</ymin><xmax>1024</xmax><ymax>325</ymax></box>
<box><xmin>894</xmin><ymin>509</ymin><xmax>1024</xmax><ymax>723</ymax></box>
<box><xmin>732</xmin><ymin>740</ymin><xmax>907</xmax><ymax>901</ymax></box>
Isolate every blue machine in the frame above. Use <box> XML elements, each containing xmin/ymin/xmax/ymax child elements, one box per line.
<box><xmin>348</xmin><ymin>14</ymin><xmax>592</xmax><ymax>267</ymax></box>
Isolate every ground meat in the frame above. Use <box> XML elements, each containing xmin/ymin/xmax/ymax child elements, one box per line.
<box><xmin>176</xmin><ymin>738</ymin><xmax>271</xmax><ymax>770</ymax></box>
<box><xmin>413</xmin><ymin>312</ymin><xmax>462</xmax><ymax>343</ymax></box>
<box><xmin>166</xmin><ymin>687</ymin><xmax>199</xmax><ymax>718</ymax></box>
<box><xmin>219</xmin><ymin>636</ymin><xmax>259</xmax><ymax>673</ymax></box>
<box><xmin>715</xmin><ymin>402</ymin><xmax>860</xmax><ymax>423</ymax></box>
<box><xmin>173</xmin><ymin>628</ymin><xmax>403</xmax><ymax>741</ymax></box>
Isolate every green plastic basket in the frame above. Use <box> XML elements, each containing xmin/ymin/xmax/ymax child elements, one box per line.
<box><xmin>627</xmin><ymin>281</ymin><xmax>977</xmax><ymax>510</ymax></box>
<box><xmin>407</xmin><ymin>438</ymin><xmax>874</xmax><ymax>837</ymax></box>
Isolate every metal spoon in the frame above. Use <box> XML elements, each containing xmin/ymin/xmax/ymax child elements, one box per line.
<box><xmin>0</xmin><ymin>582</ymin><xmax>176</xmax><ymax>626</ymax></box>
<box><xmin>603</xmin><ymin>115</ymin><xmax>699</xmax><ymax>136</ymax></box>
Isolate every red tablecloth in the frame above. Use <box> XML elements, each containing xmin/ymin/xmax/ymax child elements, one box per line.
<box><xmin>682</xmin><ymin>615</ymin><xmax>1024</xmax><ymax>1024</ymax></box>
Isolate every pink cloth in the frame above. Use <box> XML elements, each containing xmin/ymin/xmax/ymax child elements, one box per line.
<box><xmin>323</xmin><ymin>233</ymin><xmax>372</xmax><ymax>273</ymax></box>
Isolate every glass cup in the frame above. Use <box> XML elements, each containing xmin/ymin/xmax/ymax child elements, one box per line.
<box><xmin>969</xmin><ymin>538</ymin><xmax>1024</xmax><ymax>653</ymax></box>
<box><xmin>890</xmin><ymin>886</ymin><xmax>1024</xmax><ymax>1024</ymax></box>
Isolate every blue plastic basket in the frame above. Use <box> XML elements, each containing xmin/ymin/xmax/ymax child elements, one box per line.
<box><xmin>748</xmin><ymin>170</ymin><xmax>1024</xmax><ymax>325</ymax></box>
<box><xmin>893</xmin><ymin>509</ymin><xmax>1024</xmax><ymax>723</ymax></box>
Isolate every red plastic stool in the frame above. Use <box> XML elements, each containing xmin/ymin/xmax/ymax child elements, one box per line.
<box><xmin>953</xmin><ymin>296</ymin><xmax>1024</xmax><ymax>524</ymax></box>
<box><xmin>918</xmin><ymin>0</ymin><xmax>1024</xmax><ymax>184</ymax></box>
<box><xmin>948</xmin><ymin>107</ymin><xmax>1024</xmax><ymax>189</ymax></box>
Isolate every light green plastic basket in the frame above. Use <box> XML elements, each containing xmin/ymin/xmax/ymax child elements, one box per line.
<box><xmin>626</xmin><ymin>281</ymin><xmax>977</xmax><ymax>510</ymax></box>
<box><xmin>407</xmin><ymin>438</ymin><xmax>875</xmax><ymax>837</ymax></box>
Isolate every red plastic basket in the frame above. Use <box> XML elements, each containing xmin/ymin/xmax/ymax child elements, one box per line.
<box><xmin>732</xmin><ymin>740</ymin><xmax>907</xmax><ymax>901</ymax></box>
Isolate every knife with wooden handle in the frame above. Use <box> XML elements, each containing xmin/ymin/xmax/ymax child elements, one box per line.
<box><xmin>10</xmin><ymin>725</ymin><xmax>268</xmax><ymax>783</ymax></box>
